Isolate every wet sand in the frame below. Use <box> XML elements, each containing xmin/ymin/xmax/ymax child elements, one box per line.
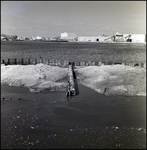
<box><xmin>1</xmin><ymin>83</ymin><xmax>146</xmax><ymax>149</ymax></box>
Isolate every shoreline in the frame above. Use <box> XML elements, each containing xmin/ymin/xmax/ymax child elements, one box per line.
<box><xmin>1</xmin><ymin>64</ymin><xmax>146</xmax><ymax>96</ymax></box>
<box><xmin>1</xmin><ymin>40</ymin><xmax>146</xmax><ymax>44</ymax></box>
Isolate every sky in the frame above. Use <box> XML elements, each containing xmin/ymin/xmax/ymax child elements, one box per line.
<box><xmin>1</xmin><ymin>1</ymin><xmax>146</xmax><ymax>37</ymax></box>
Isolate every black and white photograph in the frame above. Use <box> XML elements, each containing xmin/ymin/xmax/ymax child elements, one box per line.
<box><xmin>1</xmin><ymin>1</ymin><xmax>146</xmax><ymax>149</ymax></box>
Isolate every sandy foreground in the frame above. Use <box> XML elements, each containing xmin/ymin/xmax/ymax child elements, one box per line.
<box><xmin>1</xmin><ymin>63</ymin><xmax>146</xmax><ymax>96</ymax></box>
<box><xmin>1</xmin><ymin>64</ymin><xmax>146</xmax><ymax>149</ymax></box>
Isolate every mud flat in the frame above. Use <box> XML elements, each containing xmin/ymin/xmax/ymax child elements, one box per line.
<box><xmin>1</xmin><ymin>83</ymin><xmax>146</xmax><ymax>149</ymax></box>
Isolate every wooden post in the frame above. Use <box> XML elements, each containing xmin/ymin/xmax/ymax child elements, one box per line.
<box><xmin>95</xmin><ymin>61</ymin><xmax>98</xmax><ymax>65</ymax></box>
<box><xmin>92</xmin><ymin>62</ymin><xmax>95</xmax><ymax>66</ymax></box>
<box><xmin>21</xmin><ymin>58</ymin><xmax>24</xmax><ymax>65</ymax></box>
<box><xmin>44</xmin><ymin>59</ymin><xmax>48</xmax><ymax>65</ymax></box>
<box><xmin>40</xmin><ymin>57</ymin><xmax>43</xmax><ymax>63</ymax></box>
<box><xmin>63</xmin><ymin>59</ymin><xmax>67</xmax><ymax>67</ymax></box>
<box><xmin>28</xmin><ymin>58</ymin><xmax>30</xmax><ymax>64</ymax></box>
<box><xmin>35</xmin><ymin>58</ymin><xmax>37</xmax><ymax>64</ymax></box>
<box><xmin>14</xmin><ymin>58</ymin><xmax>17</xmax><ymax>65</ymax></box>
<box><xmin>8</xmin><ymin>59</ymin><xmax>10</xmax><ymax>65</ymax></box>
<box><xmin>55</xmin><ymin>59</ymin><xmax>58</xmax><ymax>66</ymax></box>
<box><xmin>141</xmin><ymin>63</ymin><xmax>143</xmax><ymax>68</ymax></box>
<box><xmin>49</xmin><ymin>59</ymin><xmax>51</xmax><ymax>66</ymax></box>
<box><xmin>58</xmin><ymin>59</ymin><xmax>61</xmax><ymax>66</ymax></box>
<box><xmin>125</xmin><ymin>62</ymin><xmax>129</xmax><ymax>66</ymax></box>
<box><xmin>72</xmin><ymin>62</ymin><xmax>75</xmax><ymax>68</ymax></box>
<box><xmin>75</xmin><ymin>62</ymin><xmax>78</xmax><ymax>66</ymax></box>
<box><xmin>88</xmin><ymin>61</ymin><xmax>91</xmax><ymax>66</ymax></box>
<box><xmin>101</xmin><ymin>61</ymin><xmax>104</xmax><ymax>66</ymax></box>
<box><xmin>129</xmin><ymin>62</ymin><xmax>133</xmax><ymax>67</ymax></box>
<box><xmin>122</xmin><ymin>62</ymin><xmax>125</xmax><ymax>65</ymax></box>
<box><xmin>52</xmin><ymin>59</ymin><xmax>55</xmax><ymax>66</ymax></box>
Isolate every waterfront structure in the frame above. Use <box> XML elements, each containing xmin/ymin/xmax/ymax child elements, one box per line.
<box><xmin>114</xmin><ymin>32</ymin><xmax>146</xmax><ymax>43</ymax></box>
<box><xmin>78</xmin><ymin>36</ymin><xmax>99</xmax><ymax>42</ymax></box>
<box><xmin>77</xmin><ymin>33</ymin><xmax>146</xmax><ymax>43</ymax></box>
<box><xmin>77</xmin><ymin>35</ymin><xmax>111</xmax><ymax>42</ymax></box>
<box><xmin>127</xmin><ymin>34</ymin><xmax>146</xmax><ymax>43</ymax></box>
<box><xmin>60</xmin><ymin>32</ymin><xmax>77</xmax><ymax>42</ymax></box>
<box><xmin>32</xmin><ymin>35</ymin><xmax>42</xmax><ymax>41</ymax></box>
<box><xmin>17</xmin><ymin>36</ymin><xmax>25</xmax><ymax>41</ymax></box>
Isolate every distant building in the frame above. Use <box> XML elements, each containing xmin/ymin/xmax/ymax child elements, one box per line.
<box><xmin>17</xmin><ymin>36</ymin><xmax>25</xmax><ymax>41</ymax></box>
<box><xmin>32</xmin><ymin>35</ymin><xmax>42</xmax><ymax>41</ymax></box>
<box><xmin>104</xmin><ymin>33</ymin><xmax>146</xmax><ymax>43</ymax></box>
<box><xmin>115</xmin><ymin>32</ymin><xmax>124</xmax><ymax>42</ymax></box>
<box><xmin>36</xmin><ymin>36</ymin><xmax>42</xmax><ymax>40</ymax></box>
<box><xmin>128</xmin><ymin>34</ymin><xmax>146</xmax><ymax>43</ymax></box>
<box><xmin>78</xmin><ymin>36</ymin><xmax>99</xmax><ymax>42</ymax></box>
<box><xmin>60</xmin><ymin>32</ymin><xmax>77</xmax><ymax>41</ymax></box>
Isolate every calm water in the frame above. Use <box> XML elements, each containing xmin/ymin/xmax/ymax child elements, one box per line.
<box><xmin>1</xmin><ymin>41</ymin><xmax>146</xmax><ymax>63</ymax></box>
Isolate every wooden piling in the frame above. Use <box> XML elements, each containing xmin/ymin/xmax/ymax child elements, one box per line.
<box><xmin>35</xmin><ymin>58</ymin><xmax>37</xmax><ymax>64</ymax></box>
<box><xmin>129</xmin><ymin>62</ymin><xmax>133</xmax><ymax>67</ymax></box>
<box><xmin>28</xmin><ymin>58</ymin><xmax>30</xmax><ymax>64</ymax></box>
<box><xmin>66</xmin><ymin>62</ymin><xmax>76</xmax><ymax>97</ymax></box>
<box><xmin>92</xmin><ymin>62</ymin><xmax>95</xmax><ymax>66</ymax></box>
<box><xmin>55</xmin><ymin>59</ymin><xmax>58</xmax><ymax>66</ymax></box>
<box><xmin>58</xmin><ymin>59</ymin><xmax>61</xmax><ymax>66</ymax></box>
<box><xmin>122</xmin><ymin>62</ymin><xmax>125</xmax><ymax>65</ymax></box>
<box><xmin>39</xmin><ymin>57</ymin><xmax>43</xmax><ymax>63</ymax></box>
<box><xmin>44</xmin><ymin>59</ymin><xmax>48</xmax><ymax>65</ymax></box>
<box><xmin>95</xmin><ymin>61</ymin><xmax>98</xmax><ymax>65</ymax></box>
<box><xmin>14</xmin><ymin>58</ymin><xmax>17</xmax><ymax>65</ymax></box>
<box><xmin>140</xmin><ymin>62</ymin><xmax>144</xmax><ymax>68</ymax></box>
<box><xmin>48</xmin><ymin>59</ymin><xmax>51</xmax><ymax>65</ymax></box>
<box><xmin>98</xmin><ymin>61</ymin><xmax>101</xmax><ymax>66</ymax></box>
<box><xmin>85</xmin><ymin>62</ymin><xmax>88</xmax><ymax>66</ymax></box>
<box><xmin>75</xmin><ymin>62</ymin><xmax>79</xmax><ymax>66</ymax></box>
<box><xmin>7</xmin><ymin>59</ymin><xmax>10</xmax><ymax>65</ymax></box>
<box><xmin>63</xmin><ymin>59</ymin><xmax>67</xmax><ymax>67</ymax></box>
<box><xmin>21</xmin><ymin>58</ymin><xmax>23</xmax><ymax>65</ymax></box>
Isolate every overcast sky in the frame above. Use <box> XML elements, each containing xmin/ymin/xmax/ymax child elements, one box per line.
<box><xmin>1</xmin><ymin>1</ymin><xmax>146</xmax><ymax>37</ymax></box>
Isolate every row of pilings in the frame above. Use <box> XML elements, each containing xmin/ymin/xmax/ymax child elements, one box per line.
<box><xmin>1</xmin><ymin>58</ymin><xmax>146</xmax><ymax>68</ymax></box>
<box><xmin>66</xmin><ymin>62</ymin><xmax>76</xmax><ymax>97</ymax></box>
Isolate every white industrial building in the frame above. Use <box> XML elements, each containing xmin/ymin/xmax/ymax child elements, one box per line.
<box><xmin>32</xmin><ymin>35</ymin><xmax>42</xmax><ymax>41</ymax></box>
<box><xmin>77</xmin><ymin>35</ymin><xmax>111</xmax><ymax>42</ymax></box>
<box><xmin>60</xmin><ymin>32</ymin><xmax>77</xmax><ymax>41</ymax></box>
<box><xmin>115</xmin><ymin>33</ymin><xmax>146</xmax><ymax>43</ymax></box>
<box><xmin>128</xmin><ymin>34</ymin><xmax>146</xmax><ymax>43</ymax></box>
<box><xmin>78</xmin><ymin>36</ymin><xmax>99</xmax><ymax>42</ymax></box>
<box><xmin>77</xmin><ymin>33</ymin><xmax>146</xmax><ymax>43</ymax></box>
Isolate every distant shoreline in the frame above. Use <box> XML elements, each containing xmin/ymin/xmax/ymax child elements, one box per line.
<box><xmin>1</xmin><ymin>40</ymin><xmax>146</xmax><ymax>44</ymax></box>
